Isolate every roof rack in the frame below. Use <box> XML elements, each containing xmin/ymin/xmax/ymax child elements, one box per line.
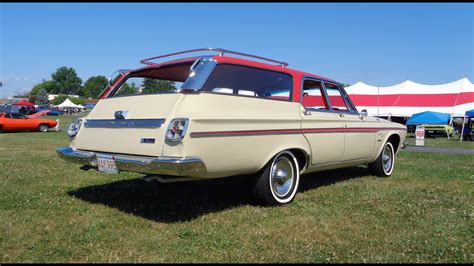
<box><xmin>140</xmin><ymin>48</ymin><xmax>289</xmax><ymax>67</ymax></box>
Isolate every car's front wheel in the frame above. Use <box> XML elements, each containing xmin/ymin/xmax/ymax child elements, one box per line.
<box><xmin>369</xmin><ymin>141</ymin><xmax>395</xmax><ymax>177</ymax></box>
<box><xmin>252</xmin><ymin>150</ymin><xmax>300</xmax><ymax>206</ymax></box>
<box><xmin>38</xmin><ymin>124</ymin><xmax>49</xmax><ymax>132</ymax></box>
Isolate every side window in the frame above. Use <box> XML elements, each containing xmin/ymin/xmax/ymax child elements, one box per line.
<box><xmin>201</xmin><ymin>64</ymin><xmax>293</xmax><ymax>101</ymax></box>
<box><xmin>10</xmin><ymin>113</ymin><xmax>25</xmax><ymax>119</ymax></box>
<box><xmin>324</xmin><ymin>83</ymin><xmax>354</xmax><ymax>113</ymax></box>
<box><xmin>301</xmin><ymin>79</ymin><xmax>330</xmax><ymax>110</ymax></box>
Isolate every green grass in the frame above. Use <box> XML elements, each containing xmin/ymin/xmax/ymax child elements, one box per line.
<box><xmin>1</xmin><ymin>118</ymin><xmax>473</xmax><ymax>263</ymax></box>
<box><xmin>406</xmin><ymin>133</ymin><xmax>474</xmax><ymax>149</ymax></box>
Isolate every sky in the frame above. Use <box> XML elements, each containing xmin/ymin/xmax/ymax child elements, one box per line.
<box><xmin>1</xmin><ymin>3</ymin><xmax>473</xmax><ymax>97</ymax></box>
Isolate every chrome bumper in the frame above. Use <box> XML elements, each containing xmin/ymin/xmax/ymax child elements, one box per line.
<box><xmin>56</xmin><ymin>147</ymin><xmax>206</xmax><ymax>177</ymax></box>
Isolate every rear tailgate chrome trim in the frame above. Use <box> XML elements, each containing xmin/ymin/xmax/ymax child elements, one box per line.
<box><xmin>83</xmin><ymin>118</ymin><xmax>165</xmax><ymax>128</ymax></box>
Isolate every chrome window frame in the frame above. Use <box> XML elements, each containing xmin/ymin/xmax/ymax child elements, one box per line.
<box><xmin>321</xmin><ymin>81</ymin><xmax>360</xmax><ymax>115</ymax></box>
<box><xmin>300</xmin><ymin>77</ymin><xmax>360</xmax><ymax>115</ymax></box>
<box><xmin>300</xmin><ymin>76</ymin><xmax>334</xmax><ymax>114</ymax></box>
<box><xmin>180</xmin><ymin>57</ymin><xmax>217</xmax><ymax>91</ymax></box>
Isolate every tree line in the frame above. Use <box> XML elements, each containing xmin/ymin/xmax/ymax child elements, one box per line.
<box><xmin>18</xmin><ymin>66</ymin><xmax>176</xmax><ymax>106</ymax></box>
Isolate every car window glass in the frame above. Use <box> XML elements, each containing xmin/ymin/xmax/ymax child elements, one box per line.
<box><xmin>324</xmin><ymin>83</ymin><xmax>353</xmax><ymax>112</ymax></box>
<box><xmin>302</xmin><ymin>79</ymin><xmax>329</xmax><ymax>110</ymax></box>
<box><xmin>201</xmin><ymin>64</ymin><xmax>293</xmax><ymax>101</ymax></box>
<box><xmin>113</xmin><ymin>77</ymin><xmax>183</xmax><ymax>97</ymax></box>
<box><xmin>10</xmin><ymin>113</ymin><xmax>25</xmax><ymax>119</ymax></box>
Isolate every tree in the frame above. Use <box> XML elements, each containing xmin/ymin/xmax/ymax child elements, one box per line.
<box><xmin>28</xmin><ymin>95</ymin><xmax>36</xmax><ymax>104</ymax></box>
<box><xmin>35</xmin><ymin>89</ymin><xmax>49</xmax><ymax>105</ymax></box>
<box><xmin>51</xmin><ymin>66</ymin><xmax>83</xmax><ymax>95</ymax></box>
<box><xmin>30</xmin><ymin>80</ymin><xmax>57</xmax><ymax>96</ymax></box>
<box><xmin>82</xmin><ymin>75</ymin><xmax>108</xmax><ymax>98</ymax></box>
<box><xmin>141</xmin><ymin>78</ymin><xmax>176</xmax><ymax>94</ymax></box>
<box><xmin>118</xmin><ymin>82</ymin><xmax>138</xmax><ymax>96</ymax></box>
<box><xmin>13</xmin><ymin>90</ymin><xmax>30</xmax><ymax>98</ymax></box>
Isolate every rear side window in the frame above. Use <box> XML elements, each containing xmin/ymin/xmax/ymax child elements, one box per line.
<box><xmin>201</xmin><ymin>64</ymin><xmax>293</xmax><ymax>101</ymax></box>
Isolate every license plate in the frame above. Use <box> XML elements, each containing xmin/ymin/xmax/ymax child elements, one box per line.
<box><xmin>97</xmin><ymin>155</ymin><xmax>118</xmax><ymax>174</ymax></box>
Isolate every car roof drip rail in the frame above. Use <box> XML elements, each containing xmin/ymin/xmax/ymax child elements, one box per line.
<box><xmin>140</xmin><ymin>48</ymin><xmax>289</xmax><ymax>67</ymax></box>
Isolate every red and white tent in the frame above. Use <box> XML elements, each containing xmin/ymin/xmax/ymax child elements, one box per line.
<box><xmin>345</xmin><ymin>78</ymin><xmax>474</xmax><ymax>117</ymax></box>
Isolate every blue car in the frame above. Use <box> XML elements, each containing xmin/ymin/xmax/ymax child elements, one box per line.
<box><xmin>36</xmin><ymin>107</ymin><xmax>64</xmax><ymax>116</ymax></box>
<box><xmin>84</xmin><ymin>103</ymin><xmax>96</xmax><ymax>109</ymax></box>
<box><xmin>47</xmin><ymin>110</ymin><xmax>65</xmax><ymax>116</ymax></box>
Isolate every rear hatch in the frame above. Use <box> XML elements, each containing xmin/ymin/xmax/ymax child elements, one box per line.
<box><xmin>71</xmin><ymin>93</ymin><xmax>184</xmax><ymax>156</ymax></box>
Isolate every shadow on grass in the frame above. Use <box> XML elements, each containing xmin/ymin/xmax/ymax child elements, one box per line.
<box><xmin>68</xmin><ymin>166</ymin><xmax>369</xmax><ymax>223</ymax></box>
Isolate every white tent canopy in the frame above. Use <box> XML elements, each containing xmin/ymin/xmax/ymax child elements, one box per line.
<box><xmin>55</xmin><ymin>98</ymin><xmax>84</xmax><ymax>109</ymax></box>
<box><xmin>345</xmin><ymin>77</ymin><xmax>474</xmax><ymax>117</ymax></box>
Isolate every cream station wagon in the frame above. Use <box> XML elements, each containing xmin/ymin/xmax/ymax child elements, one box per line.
<box><xmin>57</xmin><ymin>48</ymin><xmax>407</xmax><ymax>205</ymax></box>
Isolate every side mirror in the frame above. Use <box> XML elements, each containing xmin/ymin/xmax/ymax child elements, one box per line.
<box><xmin>360</xmin><ymin>109</ymin><xmax>368</xmax><ymax>118</ymax></box>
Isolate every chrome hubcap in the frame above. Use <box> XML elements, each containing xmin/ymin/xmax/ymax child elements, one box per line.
<box><xmin>382</xmin><ymin>145</ymin><xmax>392</xmax><ymax>173</ymax></box>
<box><xmin>270</xmin><ymin>156</ymin><xmax>294</xmax><ymax>198</ymax></box>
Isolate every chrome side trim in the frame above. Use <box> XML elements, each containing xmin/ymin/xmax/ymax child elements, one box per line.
<box><xmin>83</xmin><ymin>119</ymin><xmax>165</xmax><ymax>128</ymax></box>
<box><xmin>56</xmin><ymin>147</ymin><xmax>207</xmax><ymax>177</ymax></box>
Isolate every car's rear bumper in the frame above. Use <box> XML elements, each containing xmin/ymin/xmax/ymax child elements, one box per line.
<box><xmin>56</xmin><ymin>147</ymin><xmax>206</xmax><ymax>177</ymax></box>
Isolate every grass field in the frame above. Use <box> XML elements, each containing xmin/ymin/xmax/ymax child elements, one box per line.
<box><xmin>1</xmin><ymin>115</ymin><xmax>473</xmax><ymax>263</ymax></box>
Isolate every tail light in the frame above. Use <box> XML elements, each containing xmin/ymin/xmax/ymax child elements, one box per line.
<box><xmin>165</xmin><ymin>118</ymin><xmax>189</xmax><ymax>143</ymax></box>
<box><xmin>67</xmin><ymin>118</ymin><xmax>83</xmax><ymax>137</ymax></box>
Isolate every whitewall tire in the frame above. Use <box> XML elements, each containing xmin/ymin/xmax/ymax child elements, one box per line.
<box><xmin>369</xmin><ymin>141</ymin><xmax>395</xmax><ymax>177</ymax></box>
<box><xmin>252</xmin><ymin>150</ymin><xmax>300</xmax><ymax>205</ymax></box>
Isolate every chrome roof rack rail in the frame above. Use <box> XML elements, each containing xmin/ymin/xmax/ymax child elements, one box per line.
<box><xmin>140</xmin><ymin>48</ymin><xmax>289</xmax><ymax>67</ymax></box>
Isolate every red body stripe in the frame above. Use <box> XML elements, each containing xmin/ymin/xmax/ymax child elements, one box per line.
<box><xmin>190</xmin><ymin>127</ymin><xmax>405</xmax><ymax>138</ymax></box>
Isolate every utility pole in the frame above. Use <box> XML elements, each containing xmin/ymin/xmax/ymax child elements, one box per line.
<box><xmin>377</xmin><ymin>83</ymin><xmax>380</xmax><ymax>117</ymax></box>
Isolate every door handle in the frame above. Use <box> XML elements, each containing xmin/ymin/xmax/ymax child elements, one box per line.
<box><xmin>338</xmin><ymin>113</ymin><xmax>345</xmax><ymax>117</ymax></box>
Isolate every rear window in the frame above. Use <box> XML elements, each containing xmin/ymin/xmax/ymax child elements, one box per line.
<box><xmin>107</xmin><ymin>62</ymin><xmax>191</xmax><ymax>98</ymax></box>
<box><xmin>112</xmin><ymin>77</ymin><xmax>182</xmax><ymax>98</ymax></box>
<box><xmin>200</xmin><ymin>64</ymin><xmax>293</xmax><ymax>101</ymax></box>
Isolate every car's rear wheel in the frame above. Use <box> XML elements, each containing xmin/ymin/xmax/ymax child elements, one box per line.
<box><xmin>369</xmin><ymin>141</ymin><xmax>395</xmax><ymax>177</ymax></box>
<box><xmin>252</xmin><ymin>150</ymin><xmax>300</xmax><ymax>206</ymax></box>
<box><xmin>38</xmin><ymin>124</ymin><xmax>49</xmax><ymax>132</ymax></box>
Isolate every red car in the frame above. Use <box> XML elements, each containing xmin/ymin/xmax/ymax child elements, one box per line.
<box><xmin>0</xmin><ymin>112</ymin><xmax>58</xmax><ymax>132</ymax></box>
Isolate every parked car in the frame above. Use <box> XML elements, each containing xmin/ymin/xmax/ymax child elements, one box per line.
<box><xmin>47</xmin><ymin>109</ymin><xmax>65</xmax><ymax>116</ymax></box>
<box><xmin>419</xmin><ymin>124</ymin><xmax>454</xmax><ymax>137</ymax></box>
<box><xmin>84</xmin><ymin>103</ymin><xmax>96</xmax><ymax>110</ymax></box>
<box><xmin>36</xmin><ymin>107</ymin><xmax>64</xmax><ymax>116</ymax></box>
<box><xmin>57</xmin><ymin>48</ymin><xmax>407</xmax><ymax>205</ymax></box>
<box><xmin>0</xmin><ymin>112</ymin><xmax>58</xmax><ymax>132</ymax></box>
